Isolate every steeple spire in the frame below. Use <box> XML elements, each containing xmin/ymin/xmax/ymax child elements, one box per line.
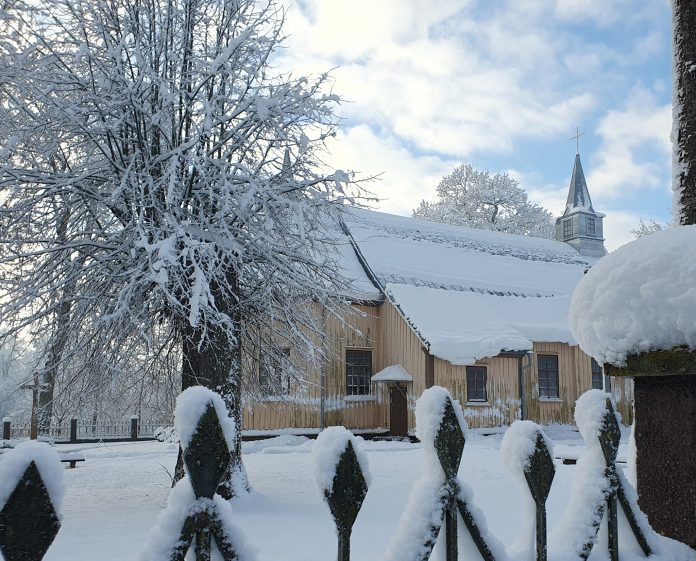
<box><xmin>563</xmin><ymin>153</ymin><xmax>594</xmax><ymax>216</ymax></box>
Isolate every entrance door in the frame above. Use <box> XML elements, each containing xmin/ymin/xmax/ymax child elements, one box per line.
<box><xmin>389</xmin><ymin>384</ymin><xmax>408</xmax><ymax>437</ymax></box>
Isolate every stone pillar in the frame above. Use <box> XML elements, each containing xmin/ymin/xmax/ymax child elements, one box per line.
<box><xmin>607</xmin><ymin>349</ymin><xmax>696</xmax><ymax>548</ymax></box>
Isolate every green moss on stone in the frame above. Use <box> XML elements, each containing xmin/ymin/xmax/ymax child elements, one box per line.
<box><xmin>605</xmin><ymin>346</ymin><xmax>696</xmax><ymax>378</ymax></box>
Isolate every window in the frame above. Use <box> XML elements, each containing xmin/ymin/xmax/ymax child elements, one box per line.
<box><xmin>563</xmin><ymin>219</ymin><xmax>572</xmax><ymax>239</ymax></box>
<box><xmin>587</xmin><ymin>217</ymin><xmax>596</xmax><ymax>237</ymax></box>
<box><xmin>591</xmin><ymin>358</ymin><xmax>603</xmax><ymax>390</ymax></box>
<box><xmin>466</xmin><ymin>366</ymin><xmax>487</xmax><ymax>402</ymax></box>
<box><xmin>260</xmin><ymin>347</ymin><xmax>290</xmax><ymax>396</ymax></box>
<box><xmin>346</xmin><ymin>349</ymin><xmax>372</xmax><ymax>396</ymax></box>
<box><xmin>537</xmin><ymin>354</ymin><xmax>559</xmax><ymax>399</ymax></box>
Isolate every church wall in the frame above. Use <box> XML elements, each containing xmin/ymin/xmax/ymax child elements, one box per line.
<box><xmin>434</xmin><ymin>356</ymin><xmax>521</xmax><ymax>428</ymax></box>
<box><xmin>242</xmin><ymin>302</ymin><xmax>632</xmax><ymax>433</ymax></box>
<box><xmin>378</xmin><ymin>300</ymin><xmax>428</xmax><ymax>432</ymax></box>
<box><xmin>242</xmin><ymin>302</ymin><xmax>387</xmax><ymax>432</ymax></box>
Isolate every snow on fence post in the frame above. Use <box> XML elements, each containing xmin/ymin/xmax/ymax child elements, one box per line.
<box><xmin>501</xmin><ymin>421</ymin><xmax>555</xmax><ymax>561</ymax></box>
<box><xmin>313</xmin><ymin>426</ymin><xmax>370</xmax><ymax>561</ymax></box>
<box><xmin>0</xmin><ymin>441</ymin><xmax>64</xmax><ymax>561</ymax></box>
<box><xmin>139</xmin><ymin>387</ymin><xmax>252</xmax><ymax>561</ymax></box>
<box><xmin>2</xmin><ymin>418</ymin><xmax>10</xmax><ymax>441</ymax></box>
<box><xmin>551</xmin><ymin>391</ymin><xmax>652</xmax><ymax>561</ymax></box>
<box><xmin>386</xmin><ymin>387</ymin><xmax>501</xmax><ymax>561</ymax></box>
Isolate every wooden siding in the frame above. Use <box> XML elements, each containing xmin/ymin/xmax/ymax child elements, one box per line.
<box><xmin>434</xmin><ymin>356</ymin><xmax>521</xmax><ymax>428</ymax></box>
<box><xmin>378</xmin><ymin>300</ymin><xmax>428</xmax><ymax>432</ymax></box>
<box><xmin>242</xmin><ymin>303</ymin><xmax>387</xmax><ymax>431</ymax></box>
<box><xmin>609</xmin><ymin>375</ymin><xmax>634</xmax><ymax>425</ymax></box>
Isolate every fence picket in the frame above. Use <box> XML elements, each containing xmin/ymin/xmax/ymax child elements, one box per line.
<box><xmin>0</xmin><ymin>442</ymin><xmax>63</xmax><ymax>561</ymax></box>
<box><xmin>386</xmin><ymin>388</ymin><xmax>498</xmax><ymax>561</ymax></box>
<box><xmin>502</xmin><ymin>422</ymin><xmax>555</xmax><ymax>561</ymax></box>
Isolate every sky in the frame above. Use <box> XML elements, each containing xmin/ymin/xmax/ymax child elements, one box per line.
<box><xmin>277</xmin><ymin>0</ymin><xmax>673</xmax><ymax>251</ymax></box>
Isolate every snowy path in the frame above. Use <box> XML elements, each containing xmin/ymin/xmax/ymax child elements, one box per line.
<box><xmin>39</xmin><ymin>427</ymin><xmax>687</xmax><ymax>561</ymax></box>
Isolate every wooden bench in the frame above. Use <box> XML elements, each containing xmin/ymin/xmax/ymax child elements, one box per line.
<box><xmin>60</xmin><ymin>455</ymin><xmax>86</xmax><ymax>468</ymax></box>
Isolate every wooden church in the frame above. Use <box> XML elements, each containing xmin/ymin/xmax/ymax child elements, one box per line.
<box><xmin>243</xmin><ymin>155</ymin><xmax>633</xmax><ymax>435</ymax></box>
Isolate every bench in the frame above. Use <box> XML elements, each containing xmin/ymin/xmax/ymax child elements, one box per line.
<box><xmin>60</xmin><ymin>454</ymin><xmax>86</xmax><ymax>468</ymax></box>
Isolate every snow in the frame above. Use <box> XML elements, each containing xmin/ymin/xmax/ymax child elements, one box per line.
<box><xmin>387</xmin><ymin>284</ymin><xmax>572</xmax><ymax>364</ymax></box>
<box><xmin>139</xmin><ymin>478</ymin><xmax>256</xmax><ymax>561</ymax></box>
<box><xmin>312</xmin><ymin>426</ymin><xmax>371</xmax><ymax>496</ymax></box>
<box><xmin>371</xmin><ymin>364</ymin><xmax>413</xmax><ymax>382</ymax></box>
<box><xmin>33</xmin><ymin>424</ymin><xmax>696</xmax><ymax>561</ymax></box>
<box><xmin>174</xmin><ymin>386</ymin><xmax>237</xmax><ymax>451</ymax></box>
<box><xmin>569</xmin><ymin>226</ymin><xmax>696</xmax><ymax>366</ymax></box>
<box><xmin>0</xmin><ymin>440</ymin><xmax>65</xmax><ymax>515</ymax></box>
<box><xmin>500</xmin><ymin>420</ymin><xmax>553</xmax><ymax>482</ymax></box>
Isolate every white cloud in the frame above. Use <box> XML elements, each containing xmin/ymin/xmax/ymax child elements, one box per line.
<box><xmin>602</xmin><ymin>210</ymin><xmax>644</xmax><ymax>252</ymax></box>
<box><xmin>588</xmin><ymin>87</ymin><xmax>671</xmax><ymax>199</ymax></box>
<box><xmin>281</xmin><ymin>0</ymin><xmax>598</xmax><ymax>159</ymax></box>
<box><xmin>322</xmin><ymin>125</ymin><xmax>455</xmax><ymax>216</ymax></box>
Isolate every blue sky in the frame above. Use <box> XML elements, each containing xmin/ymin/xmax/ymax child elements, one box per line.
<box><xmin>279</xmin><ymin>0</ymin><xmax>673</xmax><ymax>250</ymax></box>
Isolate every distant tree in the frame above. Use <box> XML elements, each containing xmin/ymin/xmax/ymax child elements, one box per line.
<box><xmin>0</xmin><ymin>0</ymin><xmax>360</xmax><ymax>496</ymax></box>
<box><xmin>631</xmin><ymin>218</ymin><xmax>668</xmax><ymax>238</ymax></box>
<box><xmin>413</xmin><ymin>164</ymin><xmax>555</xmax><ymax>238</ymax></box>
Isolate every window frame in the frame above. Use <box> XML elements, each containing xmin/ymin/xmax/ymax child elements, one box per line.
<box><xmin>587</xmin><ymin>217</ymin><xmax>596</xmax><ymax>237</ymax></box>
<box><xmin>259</xmin><ymin>347</ymin><xmax>291</xmax><ymax>397</ymax></box>
<box><xmin>591</xmin><ymin>358</ymin><xmax>603</xmax><ymax>390</ymax></box>
<box><xmin>345</xmin><ymin>348</ymin><xmax>373</xmax><ymax>396</ymax></box>
<box><xmin>563</xmin><ymin>219</ymin><xmax>572</xmax><ymax>239</ymax></box>
<box><xmin>466</xmin><ymin>365</ymin><xmax>488</xmax><ymax>403</ymax></box>
<box><xmin>537</xmin><ymin>354</ymin><xmax>560</xmax><ymax>399</ymax></box>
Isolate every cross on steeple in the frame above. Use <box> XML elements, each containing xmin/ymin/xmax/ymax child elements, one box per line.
<box><xmin>571</xmin><ymin>126</ymin><xmax>585</xmax><ymax>154</ymax></box>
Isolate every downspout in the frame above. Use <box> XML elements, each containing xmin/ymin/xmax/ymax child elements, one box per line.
<box><xmin>518</xmin><ymin>351</ymin><xmax>533</xmax><ymax>421</ymax></box>
<box><xmin>320</xmin><ymin>305</ymin><xmax>327</xmax><ymax>430</ymax></box>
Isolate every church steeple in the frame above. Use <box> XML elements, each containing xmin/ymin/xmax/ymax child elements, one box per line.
<box><xmin>564</xmin><ymin>154</ymin><xmax>595</xmax><ymax>215</ymax></box>
<box><xmin>555</xmin><ymin>151</ymin><xmax>607</xmax><ymax>258</ymax></box>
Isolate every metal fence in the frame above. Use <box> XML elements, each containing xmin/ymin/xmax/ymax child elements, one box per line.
<box><xmin>2</xmin><ymin>417</ymin><xmax>170</xmax><ymax>443</ymax></box>
<box><xmin>0</xmin><ymin>388</ymin><xmax>656</xmax><ymax>561</ymax></box>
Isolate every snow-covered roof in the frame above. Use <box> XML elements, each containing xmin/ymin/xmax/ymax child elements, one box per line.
<box><xmin>342</xmin><ymin>208</ymin><xmax>590</xmax><ymax>365</ymax></box>
<box><xmin>371</xmin><ymin>364</ymin><xmax>413</xmax><ymax>382</ymax></box>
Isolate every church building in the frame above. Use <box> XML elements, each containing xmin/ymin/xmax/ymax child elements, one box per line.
<box><xmin>242</xmin><ymin>155</ymin><xmax>630</xmax><ymax>436</ymax></box>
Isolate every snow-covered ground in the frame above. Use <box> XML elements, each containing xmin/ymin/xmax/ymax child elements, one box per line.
<box><xmin>34</xmin><ymin>424</ymin><xmax>692</xmax><ymax>561</ymax></box>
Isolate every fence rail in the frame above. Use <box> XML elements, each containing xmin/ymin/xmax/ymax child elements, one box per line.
<box><xmin>1</xmin><ymin>417</ymin><xmax>170</xmax><ymax>443</ymax></box>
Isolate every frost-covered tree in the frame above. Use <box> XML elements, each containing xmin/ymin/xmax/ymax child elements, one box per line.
<box><xmin>631</xmin><ymin>218</ymin><xmax>667</xmax><ymax>238</ymax></box>
<box><xmin>0</xmin><ymin>0</ymin><xmax>360</xmax><ymax>495</ymax></box>
<box><xmin>413</xmin><ymin>164</ymin><xmax>555</xmax><ymax>238</ymax></box>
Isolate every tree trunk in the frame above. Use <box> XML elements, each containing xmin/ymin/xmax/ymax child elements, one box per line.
<box><xmin>173</xmin><ymin>270</ymin><xmax>249</xmax><ymax>498</ymax></box>
<box><xmin>673</xmin><ymin>0</ymin><xmax>696</xmax><ymax>225</ymax></box>
<box><xmin>37</xmin><ymin>202</ymin><xmax>78</xmax><ymax>436</ymax></box>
